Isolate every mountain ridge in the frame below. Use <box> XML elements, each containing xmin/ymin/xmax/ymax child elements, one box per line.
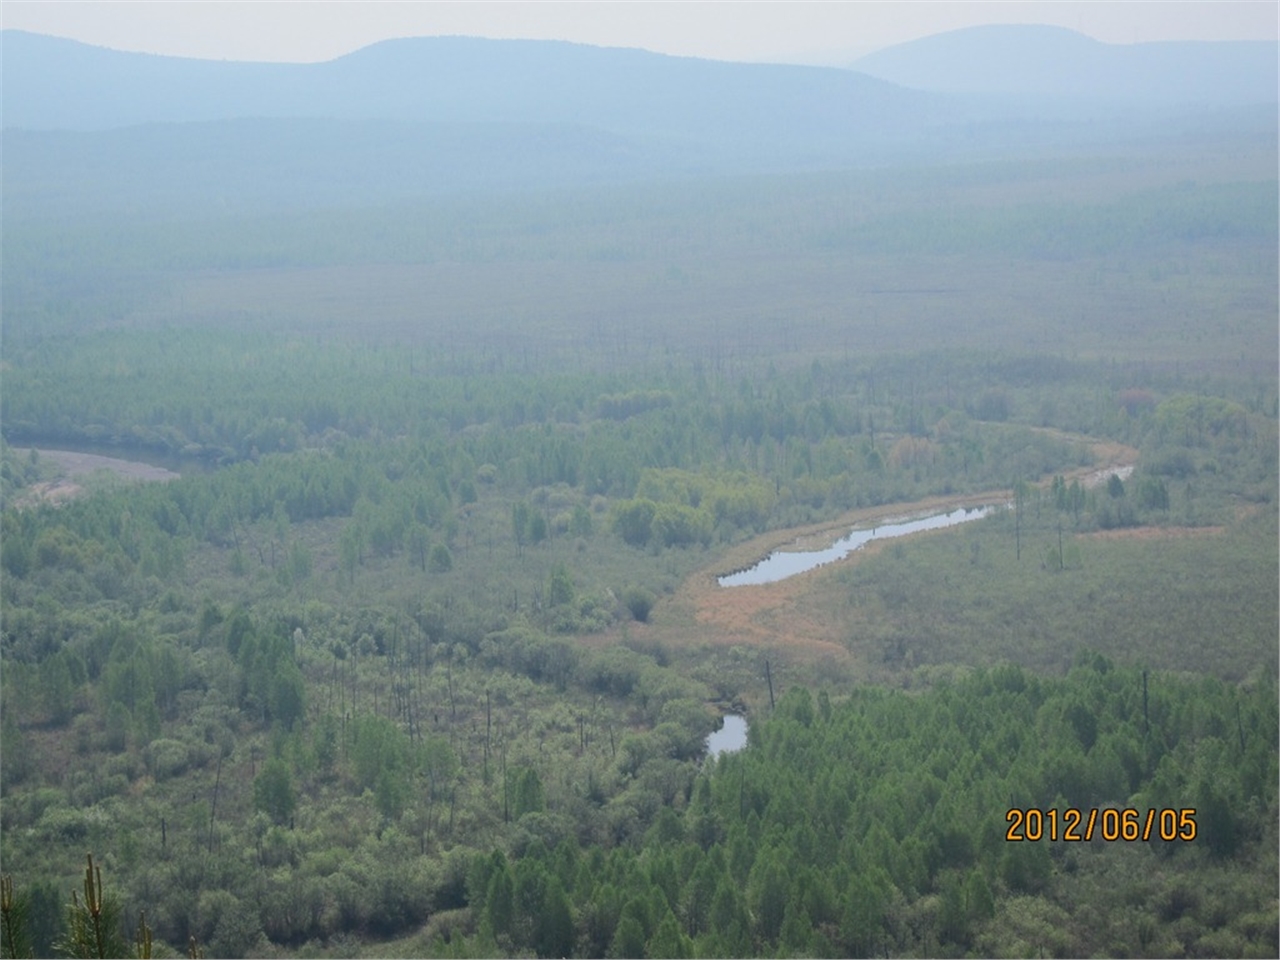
<box><xmin>4</xmin><ymin>27</ymin><xmax>1274</xmax><ymax>207</ymax></box>
<box><xmin>2</xmin><ymin>30</ymin><xmax>930</xmax><ymax>132</ymax></box>
<box><xmin>851</xmin><ymin>24</ymin><xmax>1277</xmax><ymax>103</ymax></box>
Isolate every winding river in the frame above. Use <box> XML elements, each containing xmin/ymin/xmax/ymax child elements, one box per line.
<box><xmin>719</xmin><ymin>504</ymin><xmax>999</xmax><ymax>586</ymax></box>
<box><xmin>719</xmin><ymin>464</ymin><xmax>1134</xmax><ymax>588</ymax></box>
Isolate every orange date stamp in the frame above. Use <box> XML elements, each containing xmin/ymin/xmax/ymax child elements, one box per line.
<box><xmin>1005</xmin><ymin>807</ymin><xmax>1197</xmax><ymax>842</ymax></box>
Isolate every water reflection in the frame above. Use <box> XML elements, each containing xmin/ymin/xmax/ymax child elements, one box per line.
<box><xmin>706</xmin><ymin>714</ymin><xmax>748</xmax><ymax>758</ymax></box>
<box><xmin>719</xmin><ymin>505</ymin><xmax>995</xmax><ymax>587</ymax></box>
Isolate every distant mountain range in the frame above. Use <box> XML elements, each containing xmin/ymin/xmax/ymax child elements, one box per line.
<box><xmin>2</xmin><ymin>27</ymin><xmax>1275</xmax><ymax>210</ymax></box>
<box><xmin>851</xmin><ymin>24</ymin><xmax>1277</xmax><ymax>104</ymax></box>
<box><xmin>2</xmin><ymin>31</ymin><xmax>935</xmax><ymax>137</ymax></box>
<box><xmin>4</xmin><ymin>25</ymin><xmax>1274</xmax><ymax>135</ymax></box>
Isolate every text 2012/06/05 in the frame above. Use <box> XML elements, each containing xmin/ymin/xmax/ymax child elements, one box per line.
<box><xmin>1005</xmin><ymin>807</ymin><xmax>1197</xmax><ymax>843</ymax></box>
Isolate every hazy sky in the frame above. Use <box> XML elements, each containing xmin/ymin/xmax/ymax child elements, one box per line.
<box><xmin>4</xmin><ymin>1</ymin><xmax>1276</xmax><ymax>65</ymax></box>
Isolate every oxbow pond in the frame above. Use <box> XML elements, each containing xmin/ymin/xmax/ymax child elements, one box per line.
<box><xmin>718</xmin><ymin>505</ymin><xmax>998</xmax><ymax>587</ymax></box>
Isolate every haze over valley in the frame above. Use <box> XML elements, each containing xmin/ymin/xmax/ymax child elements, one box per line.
<box><xmin>1</xmin><ymin>24</ymin><xmax>1276</xmax><ymax>959</ymax></box>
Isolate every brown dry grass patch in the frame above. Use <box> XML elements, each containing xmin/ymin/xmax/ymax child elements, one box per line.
<box><xmin>656</xmin><ymin>436</ymin><xmax>1139</xmax><ymax>668</ymax></box>
<box><xmin>654</xmin><ymin>494</ymin><xmax>1006</xmax><ymax>671</ymax></box>
<box><xmin>1083</xmin><ymin>525</ymin><xmax>1225</xmax><ymax>541</ymax></box>
<box><xmin>9</xmin><ymin>448</ymin><xmax>179</xmax><ymax>508</ymax></box>
<box><xmin>11</xmin><ymin>477</ymin><xmax>86</xmax><ymax>508</ymax></box>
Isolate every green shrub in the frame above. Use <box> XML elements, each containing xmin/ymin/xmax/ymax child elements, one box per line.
<box><xmin>146</xmin><ymin>738</ymin><xmax>190</xmax><ymax>780</ymax></box>
<box><xmin>624</xmin><ymin>588</ymin><xmax>655</xmax><ymax>623</ymax></box>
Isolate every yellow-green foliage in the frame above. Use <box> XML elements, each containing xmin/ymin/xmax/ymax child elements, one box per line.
<box><xmin>612</xmin><ymin>467</ymin><xmax>776</xmax><ymax>547</ymax></box>
<box><xmin>635</xmin><ymin>467</ymin><xmax>774</xmax><ymax>531</ymax></box>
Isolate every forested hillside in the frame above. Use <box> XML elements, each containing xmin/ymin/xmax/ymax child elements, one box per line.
<box><xmin>1</xmin><ymin>29</ymin><xmax>1277</xmax><ymax>960</ymax></box>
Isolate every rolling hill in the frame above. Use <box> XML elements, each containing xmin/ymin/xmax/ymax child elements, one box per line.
<box><xmin>2</xmin><ymin>27</ymin><xmax>1275</xmax><ymax>210</ymax></box>
<box><xmin>851</xmin><ymin>24</ymin><xmax>1277</xmax><ymax>104</ymax></box>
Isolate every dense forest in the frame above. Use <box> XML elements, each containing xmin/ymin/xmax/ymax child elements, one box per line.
<box><xmin>2</xmin><ymin>29</ymin><xmax>1278</xmax><ymax>960</ymax></box>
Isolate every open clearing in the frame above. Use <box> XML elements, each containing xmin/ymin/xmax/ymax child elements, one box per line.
<box><xmin>10</xmin><ymin>448</ymin><xmax>179</xmax><ymax>508</ymax></box>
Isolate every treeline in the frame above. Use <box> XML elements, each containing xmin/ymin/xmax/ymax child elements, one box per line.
<box><xmin>5</xmin><ymin>158</ymin><xmax>1274</xmax><ymax>282</ymax></box>
<box><xmin>7</xmin><ymin>330</ymin><xmax>1275</xmax><ymax>504</ymax></box>
<box><xmin>7</xmin><ymin>326</ymin><xmax>1274</xmax><ymax>472</ymax></box>
<box><xmin>4</xmin><ymin>360</ymin><xmax>1273</xmax><ymax>613</ymax></box>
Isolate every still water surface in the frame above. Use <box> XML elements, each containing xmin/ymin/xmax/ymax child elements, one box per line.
<box><xmin>705</xmin><ymin>714</ymin><xmax>748</xmax><ymax>758</ymax></box>
<box><xmin>719</xmin><ymin>505</ymin><xmax>997</xmax><ymax>587</ymax></box>
<box><xmin>720</xmin><ymin>463</ymin><xmax>1134</xmax><ymax>588</ymax></box>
